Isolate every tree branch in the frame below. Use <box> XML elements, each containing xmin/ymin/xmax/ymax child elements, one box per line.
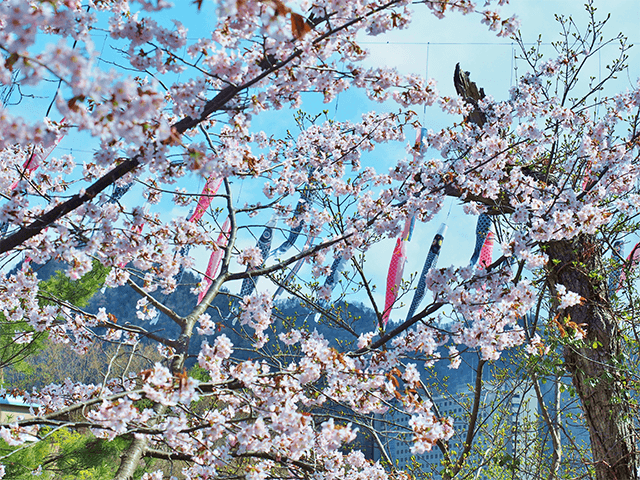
<box><xmin>0</xmin><ymin>0</ymin><xmax>407</xmax><ymax>257</ymax></box>
<box><xmin>234</xmin><ymin>451</ymin><xmax>317</xmax><ymax>473</ymax></box>
<box><xmin>143</xmin><ymin>448</ymin><xmax>192</xmax><ymax>462</ymax></box>
<box><xmin>448</xmin><ymin>359</ymin><xmax>486</xmax><ymax>479</ymax></box>
<box><xmin>350</xmin><ymin>301</ymin><xmax>444</xmax><ymax>356</ymax></box>
<box><xmin>127</xmin><ymin>278</ymin><xmax>186</xmax><ymax>328</ymax></box>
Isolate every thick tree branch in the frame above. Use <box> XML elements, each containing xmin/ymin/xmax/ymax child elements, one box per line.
<box><xmin>446</xmin><ymin>359</ymin><xmax>486</xmax><ymax>480</ymax></box>
<box><xmin>0</xmin><ymin>0</ymin><xmax>406</xmax><ymax>257</ymax></box>
<box><xmin>234</xmin><ymin>451</ymin><xmax>317</xmax><ymax>473</ymax></box>
<box><xmin>442</xmin><ymin>183</ymin><xmax>515</xmax><ymax>215</ymax></box>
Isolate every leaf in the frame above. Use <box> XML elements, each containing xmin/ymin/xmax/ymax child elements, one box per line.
<box><xmin>291</xmin><ymin>12</ymin><xmax>312</xmax><ymax>39</ymax></box>
<box><xmin>67</xmin><ymin>95</ymin><xmax>86</xmax><ymax>112</ymax></box>
<box><xmin>4</xmin><ymin>52</ymin><xmax>19</xmax><ymax>70</ymax></box>
<box><xmin>391</xmin><ymin>12</ymin><xmax>399</xmax><ymax>28</ymax></box>
<box><xmin>271</xmin><ymin>0</ymin><xmax>289</xmax><ymax>17</ymax></box>
<box><xmin>176</xmin><ymin>369</ymin><xmax>189</xmax><ymax>389</ymax></box>
<box><xmin>192</xmin><ymin>0</ymin><xmax>204</xmax><ymax>10</ymax></box>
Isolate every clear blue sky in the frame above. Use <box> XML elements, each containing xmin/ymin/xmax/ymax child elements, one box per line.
<box><xmin>4</xmin><ymin>1</ymin><xmax>639</xmax><ymax>321</ymax></box>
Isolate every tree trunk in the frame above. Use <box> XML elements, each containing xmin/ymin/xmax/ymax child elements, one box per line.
<box><xmin>113</xmin><ymin>435</ymin><xmax>149</xmax><ymax>480</ymax></box>
<box><xmin>546</xmin><ymin>235</ymin><xmax>639</xmax><ymax>480</ymax></box>
<box><xmin>113</xmin><ymin>297</ymin><xmax>200</xmax><ymax>478</ymax></box>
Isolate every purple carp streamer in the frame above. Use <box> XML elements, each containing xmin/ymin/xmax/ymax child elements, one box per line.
<box><xmin>313</xmin><ymin>255</ymin><xmax>347</xmax><ymax>322</ymax></box>
<box><xmin>270</xmin><ymin>190</ymin><xmax>310</xmax><ymax>259</ymax></box>
<box><xmin>239</xmin><ymin>216</ymin><xmax>278</xmax><ymax>298</ymax></box>
<box><xmin>273</xmin><ymin>234</ymin><xmax>316</xmax><ymax>299</ymax></box>
<box><xmin>109</xmin><ymin>182</ymin><xmax>134</xmax><ymax>204</ymax></box>
<box><xmin>324</xmin><ymin>256</ymin><xmax>346</xmax><ymax>293</ymax></box>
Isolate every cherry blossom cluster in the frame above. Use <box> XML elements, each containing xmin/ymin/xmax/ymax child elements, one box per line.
<box><xmin>238</xmin><ymin>291</ymin><xmax>274</xmax><ymax>348</ymax></box>
<box><xmin>6</xmin><ymin>0</ymin><xmax>638</xmax><ymax>477</ymax></box>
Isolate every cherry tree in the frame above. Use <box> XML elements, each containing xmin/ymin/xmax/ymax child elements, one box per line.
<box><xmin>0</xmin><ymin>0</ymin><xmax>637</xmax><ymax>479</ymax></box>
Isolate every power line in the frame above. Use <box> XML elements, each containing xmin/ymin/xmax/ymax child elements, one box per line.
<box><xmin>423</xmin><ymin>42</ymin><xmax>429</xmax><ymax>123</ymax></box>
<box><xmin>359</xmin><ymin>41</ymin><xmax>552</xmax><ymax>46</ymax></box>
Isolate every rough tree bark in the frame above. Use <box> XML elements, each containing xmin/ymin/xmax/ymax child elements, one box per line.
<box><xmin>455</xmin><ymin>66</ymin><xmax>639</xmax><ymax>480</ymax></box>
<box><xmin>546</xmin><ymin>236</ymin><xmax>639</xmax><ymax>480</ymax></box>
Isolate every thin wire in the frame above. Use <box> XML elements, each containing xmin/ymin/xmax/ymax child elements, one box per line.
<box><xmin>510</xmin><ymin>43</ymin><xmax>514</xmax><ymax>88</ymax></box>
<box><xmin>359</xmin><ymin>41</ymin><xmax>553</xmax><ymax>46</ymax></box>
<box><xmin>55</xmin><ymin>147</ymin><xmax>94</xmax><ymax>154</ymax></box>
<box><xmin>596</xmin><ymin>48</ymin><xmax>602</xmax><ymax>117</ymax></box>
<box><xmin>514</xmin><ymin>45</ymin><xmax>519</xmax><ymax>87</ymax></box>
<box><xmin>97</xmin><ymin>34</ymin><xmax>108</xmax><ymax>66</ymax></box>
<box><xmin>334</xmin><ymin>61</ymin><xmax>342</xmax><ymax>119</ymax></box>
<box><xmin>176</xmin><ymin>43</ymin><xmax>187</xmax><ymax>84</ymax></box>
<box><xmin>422</xmin><ymin>42</ymin><xmax>430</xmax><ymax>124</ymax></box>
<box><xmin>236</xmin><ymin>178</ymin><xmax>244</xmax><ymax>206</ymax></box>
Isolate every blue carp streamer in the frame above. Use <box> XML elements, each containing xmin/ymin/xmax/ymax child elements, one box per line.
<box><xmin>405</xmin><ymin>224</ymin><xmax>447</xmax><ymax>322</ymax></box>
<box><xmin>469</xmin><ymin>213</ymin><xmax>491</xmax><ymax>266</ymax></box>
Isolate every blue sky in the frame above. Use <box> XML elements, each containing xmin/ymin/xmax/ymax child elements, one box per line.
<box><xmin>4</xmin><ymin>0</ymin><xmax>640</xmax><ymax>321</ymax></box>
<box><xmin>329</xmin><ymin>1</ymin><xmax>640</xmax><ymax>321</ymax></box>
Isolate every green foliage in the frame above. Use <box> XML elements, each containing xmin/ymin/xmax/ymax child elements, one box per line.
<box><xmin>48</xmin><ymin>429</ymin><xmax>130</xmax><ymax>479</ymax></box>
<box><xmin>0</xmin><ymin>433</ymin><xmax>52</xmax><ymax>479</ymax></box>
<box><xmin>6</xmin><ymin>340</ymin><xmax>161</xmax><ymax>391</ymax></box>
<box><xmin>0</xmin><ymin>318</ymin><xmax>46</xmax><ymax>373</ymax></box>
<box><xmin>38</xmin><ymin>260</ymin><xmax>111</xmax><ymax>309</ymax></box>
<box><xmin>189</xmin><ymin>363</ymin><xmax>212</xmax><ymax>382</ymax></box>
<box><xmin>0</xmin><ymin>428</ymin><xmax>130</xmax><ymax>479</ymax></box>
<box><xmin>2</xmin><ymin>261</ymin><xmax>111</xmax><ymax>386</ymax></box>
<box><xmin>0</xmin><ymin>261</ymin><xmax>109</xmax><ymax>376</ymax></box>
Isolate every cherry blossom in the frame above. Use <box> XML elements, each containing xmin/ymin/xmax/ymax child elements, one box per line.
<box><xmin>555</xmin><ymin>284</ymin><xmax>584</xmax><ymax>310</ymax></box>
<box><xmin>1</xmin><ymin>0</ymin><xmax>638</xmax><ymax>478</ymax></box>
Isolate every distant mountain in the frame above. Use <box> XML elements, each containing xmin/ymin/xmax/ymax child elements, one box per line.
<box><xmin>25</xmin><ymin>259</ymin><xmax>483</xmax><ymax>390</ymax></box>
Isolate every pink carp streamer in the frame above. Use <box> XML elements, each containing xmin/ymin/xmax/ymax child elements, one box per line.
<box><xmin>478</xmin><ymin>231</ymin><xmax>495</xmax><ymax>269</ymax></box>
<box><xmin>380</xmin><ymin>128</ymin><xmax>425</xmax><ymax>326</ymax></box>
<box><xmin>414</xmin><ymin>126</ymin><xmax>426</xmax><ymax>152</ymax></box>
<box><xmin>118</xmin><ymin>224</ymin><xmax>145</xmax><ymax>268</ymax></box>
<box><xmin>382</xmin><ymin>217</ymin><xmax>415</xmax><ymax>325</ymax></box>
<box><xmin>10</xmin><ymin>120</ymin><xmax>66</xmax><ymax>191</ymax></box>
<box><xmin>189</xmin><ymin>176</ymin><xmax>223</xmax><ymax>223</ymax></box>
<box><xmin>618</xmin><ymin>241</ymin><xmax>640</xmax><ymax>290</ymax></box>
<box><xmin>14</xmin><ymin>124</ymin><xmax>66</xmax><ymax>264</ymax></box>
<box><xmin>198</xmin><ymin>218</ymin><xmax>231</xmax><ymax>303</ymax></box>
